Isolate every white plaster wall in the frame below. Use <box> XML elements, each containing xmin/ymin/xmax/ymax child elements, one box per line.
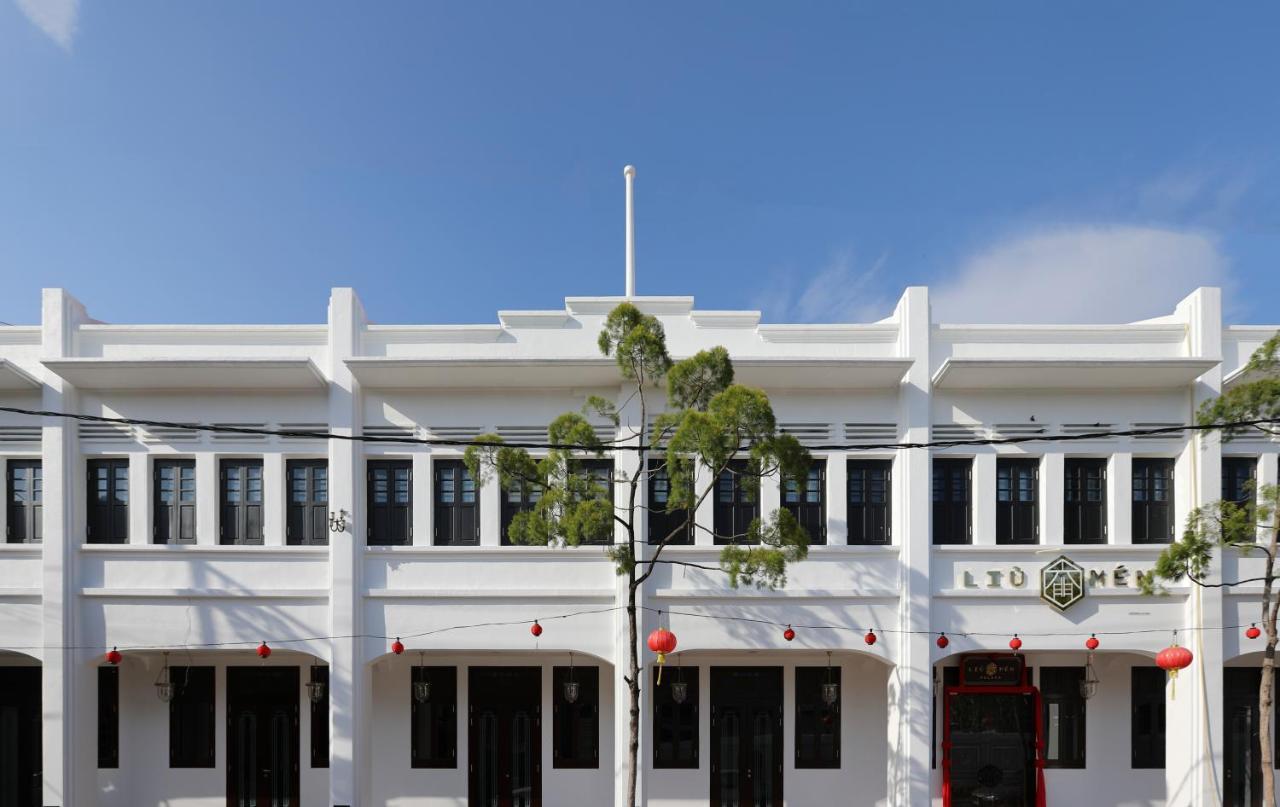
<box><xmin>645</xmin><ymin>653</ymin><xmax>890</xmax><ymax>807</ymax></box>
<box><xmin>367</xmin><ymin>653</ymin><xmax>615</xmax><ymax>807</ymax></box>
<box><xmin>95</xmin><ymin>653</ymin><xmax>329</xmax><ymax>807</ymax></box>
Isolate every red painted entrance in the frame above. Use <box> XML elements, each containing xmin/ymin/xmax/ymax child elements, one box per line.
<box><xmin>942</xmin><ymin>656</ymin><xmax>1045</xmax><ymax>807</ymax></box>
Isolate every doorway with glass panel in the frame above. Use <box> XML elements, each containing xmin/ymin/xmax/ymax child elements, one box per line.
<box><xmin>710</xmin><ymin>666</ymin><xmax>783</xmax><ymax>807</ymax></box>
<box><xmin>469</xmin><ymin>667</ymin><xmax>541</xmax><ymax>807</ymax></box>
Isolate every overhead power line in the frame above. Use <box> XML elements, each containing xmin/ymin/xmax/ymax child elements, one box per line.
<box><xmin>0</xmin><ymin>405</ymin><xmax>1277</xmax><ymax>452</ymax></box>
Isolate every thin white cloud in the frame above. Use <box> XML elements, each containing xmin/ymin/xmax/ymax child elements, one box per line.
<box><xmin>15</xmin><ymin>0</ymin><xmax>79</xmax><ymax>50</ymax></box>
<box><xmin>932</xmin><ymin>225</ymin><xmax>1229</xmax><ymax>324</ymax></box>
<box><xmin>757</xmin><ymin>249</ymin><xmax>894</xmax><ymax>324</ymax></box>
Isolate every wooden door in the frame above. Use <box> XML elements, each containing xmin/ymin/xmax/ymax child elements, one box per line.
<box><xmin>710</xmin><ymin>667</ymin><xmax>783</xmax><ymax>807</ymax></box>
<box><xmin>469</xmin><ymin>667</ymin><xmax>541</xmax><ymax>807</ymax></box>
<box><xmin>227</xmin><ymin>667</ymin><xmax>299</xmax><ymax>807</ymax></box>
<box><xmin>0</xmin><ymin>667</ymin><xmax>40</xmax><ymax>807</ymax></box>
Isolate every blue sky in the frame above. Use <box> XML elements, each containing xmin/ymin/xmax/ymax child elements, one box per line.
<box><xmin>2</xmin><ymin>2</ymin><xmax>1278</xmax><ymax>326</ymax></box>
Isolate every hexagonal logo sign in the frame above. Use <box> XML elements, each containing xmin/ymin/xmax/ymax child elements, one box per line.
<box><xmin>1040</xmin><ymin>555</ymin><xmax>1086</xmax><ymax>612</ymax></box>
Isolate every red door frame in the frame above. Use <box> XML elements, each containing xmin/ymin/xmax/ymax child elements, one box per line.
<box><xmin>941</xmin><ymin>664</ymin><xmax>1046</xmax><ymax>807</ymax></box>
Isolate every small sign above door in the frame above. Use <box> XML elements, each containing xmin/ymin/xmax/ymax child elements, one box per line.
<box><xmin>960</xmin><ymin>655</ymin><xmax>1025</xmax><ymax>687</ymax></box>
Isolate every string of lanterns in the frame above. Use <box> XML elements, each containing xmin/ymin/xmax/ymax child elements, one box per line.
<box><xmin>94</xmin><ymin>608</ymin><xmax>1251</xmax><ymax>708</ymax></box>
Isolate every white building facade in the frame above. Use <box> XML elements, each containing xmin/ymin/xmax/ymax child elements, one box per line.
<box><xmin>0</xmin><ymin>285</ymin><xmax>1275</xmax><ymax>807</ymax></box>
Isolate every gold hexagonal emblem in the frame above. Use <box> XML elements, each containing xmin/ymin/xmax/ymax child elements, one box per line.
<box><xmin>1040</xmin><ymin>555</ymin><xmax>1085</xmax><ymax>612</ymax></box>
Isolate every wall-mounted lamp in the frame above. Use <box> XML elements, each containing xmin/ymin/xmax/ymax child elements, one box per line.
<box><xmin>328</xmin><ymin>509</ymin><xmax>349</xmax><ymax>534</ymax></box>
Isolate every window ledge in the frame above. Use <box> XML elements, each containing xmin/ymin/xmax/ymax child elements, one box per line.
<box><xmin>364</xmin><ymin>545</ymin><xmax>611</xmax><ymax>559</ymax></box>
<box><xmin>931</xmin><ymin>544</ymin><xmax>1169</xmax><ymax>555</ymax></box>
<box><xmin>0</xmin><ymin>544</ymin><xmax>42</xmax><ymax>556</ymax></box>
<box><xmin>80</xmin><ymin>544</ymin><xmax>330</xmax><ymax>557</ymax></box>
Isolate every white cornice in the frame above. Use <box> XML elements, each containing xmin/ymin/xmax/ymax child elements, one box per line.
<box><xmin>935</xmin><ymin>323</ymin><xmax>1187</xmax><ymax>345</ymax></box>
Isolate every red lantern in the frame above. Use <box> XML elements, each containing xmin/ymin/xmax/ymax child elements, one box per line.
<box><xmin>530</xmin><ymin>621</ymin><xmax>543</xmax><ymax>638</ymax></box>
<box><xmin>1156</xmin><ymin>643</ymin><xmax>1193</xmax><ymax>674</ymax></box>
<box><xmin>105</xmin><ymin>647</ymin><xmax>122</xmax><ymax>665</ymax></box>
<box><xmin>1085</xmin><ymin>634</ymin><xmax>1100</xmax><ymax>651</ymax></box>
<box><xmin>1247</xmin><ymin>624</ymin><xmax>1262</xmax><ymax>640</ymax></box>
<box><xmin>1157</xmin><ymin>641</ymin><xmax>1194</xmax><ymax>697</ymax></box>
<box><xmin>391</xmin><ymin>638</ymin><xmax>405</xmax><ymax>655</ymax></box>
<box><xmin>257</xmin><ymin>641</ymin><xmax>271</xmax><ymax>660</ymax></box>
<box><xmin>648</xmin><ymin>626</ymin><xmax>678</xmax><ymax>683</ymax></box>
<box><xmin>936</xmin><ymin>633</ymin><xmax>949</xmax><ymax>649</ymax></box>
<box><xmin>864</xmin><ymin>630</ymin><xmax>877</xmax><ymax>646</ymax></box>
<box><xmin>1009</xmin><ymin>634</ymin><xmax>1022</xmax><ymax>651</ymax></box>
<box><xmin>783</xmin><ymin>626</ymin><xmax>796</xmax><ymax>642</ymax></box>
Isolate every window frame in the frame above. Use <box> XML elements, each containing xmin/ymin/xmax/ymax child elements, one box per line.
<box><xmin>6</xmin><ymin>459</ymin><xmax>42</xmax><ymax>544</ymax></box>
<box><xmin>795</xmin><ymin>666</ymin><xmax>840</xmax><ymax>769</ymax></box>
<box><xmin>783</xmin><ymin>459</ymin><xmax>827</xmax><ymax>545</ymax></box>
<box><xmin>410</xmin><ymin>665</ymin><xmax>457</xmax><ymax>768</ymax></box>
<box><xmin>286</xmin><ymin>459</ymin><xmax>329</xmax><ymax>546</ymax></box>
<box><xmin>553</xmin><ymin>665</ymin><xmax>600</xmax><ymax>769</ymax></box>
<box><xmin>1131</xmin><ymin>666</ymin><xmax>1165</xmax><ymax>769</ymax></box>
<box><xmin>568</xmin><ymin>458</ymin><xmax>615</xmax><ymax>545</ymax></box>
<box><xmin>652</xmin><ymin>665</ymin><xmax>698</xmax><ymax>769</ymax></box>
<box><xmin>713</xmin><ymin>460</ymin><xmax>761</xmax><ymax>545</ymax></box>
<box><xmin>996</xmin><ymin>457</ymin><xmax>1039</xmax><ymax>545</ymax></box>
<box><xmin>1223</xmin><ymin>456</ymin><xmax>1258</xmax><ymax>509</ymax></box>
<box><xmin>500</xmin><ymin>473</ymin><xmax>544</xmax><ymax>546</ymax></box>
<box><xmin>647</xmin><ymin>458</ymin><xmax>692</xmax><ymax>546</ymax></box>
<box><xmin>98</xmin><ymin>665</ymin><xmax>119</xmax><ymax>769</ymax></box>
<box><xmin>367</xmin><ymin>459</ymin><xmax>412</xmax><ymax>546</ymax></box>
<box><xmin>1064</xmin><ymin>458</ymin><xmax>1107</xmax><ymax>545</ymax></box>
<box><xmin>219</xmin><ymin>458</ymin><xmax>264</xmax><ymax>546</ymax></box>
<box><xmin>310</xmin><ymin>665</ymin><xmax>329</xmax><ymax>768</ymax></box>
<box><xmin>1132</xmin><ymin>458</ymin><xmax>1176</xmax><ymax>544</ymax></box>
<box><xmin>169</xmin><ymin>665</ymin><xmax>215</xmax><ymax>768</ymax></box>
<box><xmin>932</xmin><ymin>458</ymin><xmax>972</xmax><ymax>545</ymax></box>
<box><xmin>847</xmin><ymin>459</ymin><xmax>891</xmax><ymax>545</ymax></box>
<box><xmin>1040</xmin><ymin>666</ymin><xmax>1086</xmax><ymax>769</ymax></box>
<box><xmin>87</xmin><ymin>457</ymin><xmax>129</xmax><ymax>545</ymax></box>
<box><xmin>434</xmin><ymin>459</ymin><xmax>479</xmax><ymax>546</ymax></box>
<box><xmin>153</xmin><ymin>459</ymin><xmax>197</xmax><ymax>545</ymax></box>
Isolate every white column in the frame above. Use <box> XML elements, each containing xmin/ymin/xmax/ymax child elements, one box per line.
<box><xmin>478</xmin><ymin>452</ymin><xmax>501</xmax><ymax>547</ymax></box>
<box><xmin>760</xmin><ymin>466</ymin><xmax>781</xmax><ymax>529</ymax></box>
<box><xmin>971</xmin><ymin>453</ymin><xmax>996</xmax><ymax>545</ymax></box>
<box><xmin>263</xmin><ymin>451</ymin><xmax>286</xmax><ymax>546</ymax></box>
<box><xmin>128</xmin><ymin>452</ymin><xmax>149</xmax><ymax>545</ymax></box>
<box><xmin>693</xmin><ymin>463</ymin><xmax>714</xmax><ymax>545</ymax></box>
<box><xmin>328</xmin><ymin>288</ymin><xmax>368</xmax><ymax>807</ymax></box>
<box><xmin>825</xmin><ymin>453</ymin><xmax>847</xmax><ymax>546</ymax></box>
<box><xmin>41</xmin><ymin>288</ymin><xmax>95</xmax><ymax>806</ymax></box>
<box><xmin>412</xmin><ymin>453</ymin><xmax>433</xmax><ymax>546</ymax></box>
<box><xmin>1109</xmin><ymin>452</ymin><xmax>1132</xmax><ymax>545</ymax></box>
<box><xmin>1168</xmin><ymin>287</ymin><xmax>1226</xmax><ymax>807</ymax></box>
<box><xmin>1040</xmin><ymin>452</ymin><xmax>1064</xmax><ymax>545</ymax></box>
<box><xmin>195</xmin><ymin>452</ymin><xmax>217</xmax><ymax>545</ymax></box>
<box><xmin>888</xmin><ymin>286</ymin><xmax>932</xmax><ymax>807</ymax></box>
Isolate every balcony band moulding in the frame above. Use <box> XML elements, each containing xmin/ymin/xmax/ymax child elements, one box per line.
<box><xmin>0</xmin><ymin>359</ymin><xmax>40</xmax><ymax>390</ymax></box>
<box><xmin>41</xmin><ymin>357</ymin><xmax>327</xmax><ymax>390</ymax></box>
<box><xmin>930</xmin><ymin>357</ymin><xmax>1218</xmax><ymax>390</ymax></box>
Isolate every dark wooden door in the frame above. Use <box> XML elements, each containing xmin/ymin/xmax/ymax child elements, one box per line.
<box><xmin>469</xmin><ymin>667</ymin><xmax>541</xmax><ymax>807</ymax></box>
<box><xmin>0</xmin><ymin>667</ymin><xmax>40</xmax><ymax>807</ymax></box>
<box><xmin>710</xmin><ymin>667</ymin><xmax>783</xmax><ymax>807</ymax></box>
<box><xmin>227</xmin><ymin>667</ymin><xmax>299</xmax><ymax>807</ymax></box>
<box><xmin>946</xmin><ymin>691</ymin><xmax>1037</xmax><ymax>807</ymax></box>
<box><xmin>1224</xmin><ymin>668</ymin><xmax>1274</xmax><ymax>807</ymax></box>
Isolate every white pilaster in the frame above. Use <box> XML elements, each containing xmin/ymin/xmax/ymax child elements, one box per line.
<box><xmin>263</xmin><ymin>451</ymin><xmax>285</xmax><ymax>546</ymax></box>
<box><xmin>195</xmin><ymin>452</ymin><xmax>217</xmax><ymax>545</ymax></box>
<box><xmin>328</xmin><ymin>287</ymin><xmax>368</xmax><ymax>807</ymax></box>
<box><xmin>1110</xmin><ymin>452</ymin><xmax>1132</xmax><ymax>544</ymax></box>
<box><xmin>826</xmin><ymin>453</ymin><xmax>847</xmax><ymax>546</ymax></box>
<box><xmin>40</xmin><ymin>288</ymin><xmax>94</xmax><ymax>806</ymax></box>
<box><xmin>889</xmin><ymin>286</ymin><xmax>932</xmax><ymax>807</ymax></box>
<box><xmin>1168</xmin><ymin>286</ymin><xmax>1226</xmax><ymax>807</ymax></box>
<box><xmin>1041</xmin><ymin>452</ymin><xmax>1064</xmax><ymax>545</ymax></box>
<box><xmin>971</xmin><ymin>453</ymin><xmax>996</xmax><ymax>545</ymax></box>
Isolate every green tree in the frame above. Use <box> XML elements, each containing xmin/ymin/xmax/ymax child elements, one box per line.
<box><xmin>1146</xmin><ymin>333</ymin><xmax>1280</xmax><ymax>806</ymax></box>
<box><xmin>465</xmin><ymin>303</ymin><xmax>812</xmax><ymax>806</ymax></box>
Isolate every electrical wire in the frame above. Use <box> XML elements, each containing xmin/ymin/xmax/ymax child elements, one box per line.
<box><xmin>0</xmin><ymin>404</ymin><xmax>1277</xmax><ymax>452</ymax></box>
<box><xmin>4</xmin><ymin>605</ymin><xmax>1264</xmax><ymax>655</ymax></box>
